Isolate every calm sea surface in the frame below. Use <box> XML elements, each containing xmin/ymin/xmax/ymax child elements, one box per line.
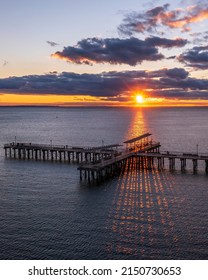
<box><xmin>0</xmin><ymin>106</ymin><xmax>207</xmax><ymax>260</ymax></box>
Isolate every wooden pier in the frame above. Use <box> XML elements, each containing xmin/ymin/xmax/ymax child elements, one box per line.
<box><xmin>3</xmin><ymin>132</ymin><xmax>208</xmax><ymax>183</ymax></box>
<box><xmin>4</xmin><ymin>142</ymin><xmax>121</xmax><ymax>163</ymax></box>
<box><xmin>78</xmin><ymin>141</ymin><xmax>161</xmax><ymax>182</ymax></box>
<box><xmin>135</xmin><ymin>151</ymin><xmax>208</xmax><ymax>174</ymax></box>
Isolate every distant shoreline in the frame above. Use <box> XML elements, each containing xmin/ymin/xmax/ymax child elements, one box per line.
<box><xmin>1</xmin><ymin>105</ymin><xmax>208</xmax><ymax>109</ymax></box>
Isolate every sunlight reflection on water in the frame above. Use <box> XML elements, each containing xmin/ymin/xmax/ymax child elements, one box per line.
<box><xmin>0</xmin><ymin>107</ymin><xmax>208</xmax><ymax>259</ymax></box>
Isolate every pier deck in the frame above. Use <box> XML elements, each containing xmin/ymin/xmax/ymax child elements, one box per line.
<box><xmin>3</xmin><ymin>132</ymin><xmax>208</xmax><ymax>182</ymax></box>
<box><xmin>3</xmin><ymin>142</ymin><xmax>121</xmax><ymax>163</ymax></box>
<box><xmin>135</xmin><ymin>151</ymin><xmax>208</xmax><ymax>174</ymax></box>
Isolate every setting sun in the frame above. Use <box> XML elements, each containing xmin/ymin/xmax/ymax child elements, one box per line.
<box><xmin>136</xmin><ymin>95</ymin><xmax>144</xmax><ymax>104</ymax></box>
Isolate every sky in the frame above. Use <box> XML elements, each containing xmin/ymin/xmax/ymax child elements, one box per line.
<box><xmin>0</xmin><ymin>0</ymin><xmax>208</xmax><ymax>106</ymax></box>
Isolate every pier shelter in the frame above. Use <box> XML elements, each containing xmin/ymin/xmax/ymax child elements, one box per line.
<box><xmin>123</xmin><ymin>133</ymin><xmax>156</xmax><ymax>152</ymax></box>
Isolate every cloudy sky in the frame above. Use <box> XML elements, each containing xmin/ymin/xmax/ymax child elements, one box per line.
<box><xmin>0</xmin><ymin>0</ymin><xmax>208</xmax><ymax>106</ymax></box>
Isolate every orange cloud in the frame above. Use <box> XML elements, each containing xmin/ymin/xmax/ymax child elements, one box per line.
<box><xmin>118</xmin><ymin>4</ymin><xmax>208</xmax><ymax>35</ymax></box>
<box><xmin>188</xmin><ymin>9</ymin><xmax>208</xmax><ymax>23</ymax></box>
<box><xmin>166</xmin><ymin>8</ymin><xmax>208</xmax><ymax>31</ymax></box>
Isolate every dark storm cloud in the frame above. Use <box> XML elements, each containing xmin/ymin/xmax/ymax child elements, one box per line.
<box><xmin>178</xmin><ymin>45</ymin><xmax>208</xmax><ymax>69</ymax></box>
<box><xmin>52</xmin><ymin>36</ymin><xmax>187</xmax><ymax>66</ymax></box>
<box><xmin>118</xmin><ymin>3</ymin><xmax>208</xmax><ymax>35</ymax></box>
<box><xmin>0</xmin><ymin>68</ymin><xmax>208</xmax><ymax>100</ymax></box>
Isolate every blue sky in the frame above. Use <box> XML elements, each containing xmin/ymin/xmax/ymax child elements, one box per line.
<box><xmin>0</xmin><ymin>0</ymin><xmax>208</xmax><ymax>105</ymax></box>
<box><xmin>1</xmin><ymin>0</ymin><xmax>144</xmax><ymax>76</ymax></box>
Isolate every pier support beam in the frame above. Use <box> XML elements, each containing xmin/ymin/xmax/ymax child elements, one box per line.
<box><xmin>169</xmin><ymin>158</ymin><xmax>175</xmax><ymax>171</ymax></box>
<box><xmin>18</xmin><ymin>149</ymin><xmax>22</xmax><ymax>159</ymax></box>
<box><xmin>157</xmin><ymin>157</ymin><xmax>163</xmax><ymax>170</ymax></box>
<box><xmin>180</xmin><ymin>158</ymin><xmax>186</xmax><ymax>172</ymax></box>
<box><xmin>205</xmin><ymin>160</ymin><xmax>208</xmax><ymax>174</ymax></box>
<box><xmin>59</xmin><ymin>151</ymin><xmax>62</xmax><ymax>161</ymax></box>
<box><xmin>42</xmin><ymin>150</ymin><xmax>46</xmax><ymax>160</ymax></box>
<box><xmin>35</xmin><ymin>150</ymin><xmax>38</xmax><ymax>160</ymax></box>
<box><xmin>147</xmin><ymin>157</ymin><xmax>152</xmax><ymax>169</ymax></box>
<box><xmin>27</xmin><ymin>149</ymin><xmax>31</xmax><ymax>159</ymax></box>
<box><xmin>193</xmin><ymin>159</ymin><xmax>198</xmax><ymax>173</ymax></box>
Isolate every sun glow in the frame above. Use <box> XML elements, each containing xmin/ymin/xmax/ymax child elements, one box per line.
<box><xmin>136</xmin><ymin>95</ymin><xmax>144</xmax><ymax>104</ymax></box>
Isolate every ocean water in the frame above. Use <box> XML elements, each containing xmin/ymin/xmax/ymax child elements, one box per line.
<box><xmin>0</xmin><ymin>106</ymin><xmax>207</xmax><ymax>260</ymax></box>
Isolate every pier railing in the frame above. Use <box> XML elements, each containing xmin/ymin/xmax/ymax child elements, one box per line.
<box><xmin>3</xmin><ymin>142</ymin><xmax>121</xmax><ymax>152</ymax></box>
<box><xmin>160</xmin><ymin>150</ymin><xmax>208</xmax><ymax>158</ymax></box>
<box><xmin>4</xmin><ymin>142</ymin><xmax>158</xmax><ymax>153</ymax></box>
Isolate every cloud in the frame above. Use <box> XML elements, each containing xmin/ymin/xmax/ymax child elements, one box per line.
<box><xmin>190</xmin><ymin>31</ymin><xmax>208</xmax><ymax>44</ymax></box>
<box><xmin>118</xmin><ymin>4</ymin><xmax>170</xmax><ymax>35</ymax></box>
<box><xmin>118</xmin><ymin>3</ymin><xmax>208</xmax><ymax>35</ymax></box>
<box><xmin>2</xmin><ymin>60</ymin><xmax>8</xmax><ymax>67</ymax></box>
<box><xmin>0</xmin><ymin>68</ymin><xmax>207</xmax><ymax>100</ymax></box>
<box><xmin>203</xmin><ymin>31</ymin><xmax>208</xmax><ymax>40</ymax></box>
<box><xmin>147</xmin><ymin>68</ymin><xmax>189</xmax><ymax>79</ymax></box>
<box><xmin>165</xmin><ymin>6</ymin><xmax>208</xmax><ymax>31</ymax></box>
<box><xmin>52</xmin><ymin>36</ymin><xmax>187</xmax><ymax>66</ymax></box>
<box><xmin>178</xmin><ymin>45</ymin><xmax>208</xmax><ymax>69</ymax></box>
<box><xmin>167</xmin><ymin>55</ymin><xmax>176</xmax><ymax>60</ymax></box>
<box><xmin>152</xmin><ymin>89</ymin><xmax>208</xmax><ymax>99</ymax></box>
<box><xmin>46</xmin><ymin>41</ymin><xmax>59</xmax><ymax>47</ymax></box>
<box><xmin>145</xmin><ymin>37</ymin><xmax>187</xmax><ymax>48</ymax></box>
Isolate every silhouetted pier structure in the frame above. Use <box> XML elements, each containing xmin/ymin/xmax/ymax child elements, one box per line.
<box><xmin>135</xmin><ymin>151</ymin><xmax>208</xmax><ymax>174</ymax></box>
<box><xmin>3</xmin><ymin>132</ymin><xmax>208</xmax><ymax>182</ymax></box>
<box><xmin>78</xmin><ymin>136</ymin><xmax>161</xmax><ymax>182</ymax></box>
<box><xmin>4</xmin><ymin>142</ymin><xmax>121</xmax><ymax>163</ymax></box>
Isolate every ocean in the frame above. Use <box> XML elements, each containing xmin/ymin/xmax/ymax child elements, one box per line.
<box><xmin>0</xmin><ymin>106</ymin><xmax>207</xmax><ymax>259</ymax></box>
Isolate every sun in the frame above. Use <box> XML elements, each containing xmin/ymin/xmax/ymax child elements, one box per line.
<box><xmin>136</xmin><ymin>95</ymin><xmax>144</xmax><ymax>104</ymax></box>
